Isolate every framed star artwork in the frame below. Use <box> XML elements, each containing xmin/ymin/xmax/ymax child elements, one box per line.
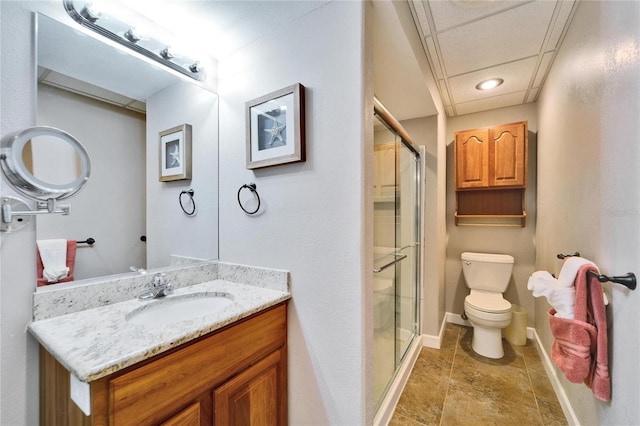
<box><xmin>159</xmin><ymin>124</ymin><xmax>192</xmax><ymax>182</ymax></box>
<box><xmin>246</xmin><ymin>83</ymin><xmax>306</xmax><ymax>169</ymax></box>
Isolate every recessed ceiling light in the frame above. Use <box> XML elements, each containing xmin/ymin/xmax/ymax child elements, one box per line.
<box><xmin>476</xmin><ymin>78</ymin><xmax>504</xmax><ymax>91</ymax></box>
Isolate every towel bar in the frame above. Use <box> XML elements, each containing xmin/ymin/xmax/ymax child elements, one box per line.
<box><xmin>77</xmin><ymin>238</ymin><xmax>95</xmax><ymax>246</ymax></box>
<box><xmin>587</xmin><ymin>271</ymin><xmax>636</xmax><ymax>290</ymax></box>
<box><xmin>557</xmin><ymin>253</ymin><xmax>636</xmax><ymax>290</ymax></box>
<box><xmin>557</xmin><ymin>252</ymin><xmax>580</xmax><ymax>259</ymax></box>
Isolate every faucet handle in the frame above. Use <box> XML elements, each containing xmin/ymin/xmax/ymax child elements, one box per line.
<box><xmin>152</xmin><ymin>272</ymin><xmax>168</xmax><ymax>287</ymax></box>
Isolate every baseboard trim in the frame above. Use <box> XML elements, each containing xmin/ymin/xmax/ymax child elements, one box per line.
<box><xmin>422</xmin><ymin>316</ymin><xmax>447</xmax><ymax>349</ymax></box>
<box><xmin>446</xmin><ymin>311</ymin><xmax>470</xmax><ymax>327</ymax></box>
<box><xmin>373</xmin><ymin>335</ymin><xmax>422</xmax><ymax>426</ymax></box>
<box><xmin>531</xmin><ymin>329</ymin><xmax>580</xmax><ymax>426</ymax></box>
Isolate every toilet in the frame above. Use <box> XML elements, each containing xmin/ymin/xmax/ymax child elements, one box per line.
<box><xmin>461</xmin><ymin>252</ymin><xmax>514</xmax><ymax>359</ymax></box>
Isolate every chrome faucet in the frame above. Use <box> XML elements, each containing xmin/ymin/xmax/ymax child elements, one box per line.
<box><xmin>138</xmin><ymin>272</ymin><xmax>174</xmax><ymax>300</ymax></box>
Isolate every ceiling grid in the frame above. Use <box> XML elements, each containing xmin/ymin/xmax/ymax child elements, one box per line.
<box><xmin>409</xmin><ymin>0</ymin><xmax>579</xmax><ymax>117</ymax></box>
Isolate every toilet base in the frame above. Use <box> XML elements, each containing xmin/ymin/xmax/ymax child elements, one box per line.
<box><xmin>470</xmin><ymin>324</ymin><xmax>505</xmax><ymax>359</ymax></box>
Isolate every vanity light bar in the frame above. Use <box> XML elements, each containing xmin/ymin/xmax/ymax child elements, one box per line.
<box><xmin>62</xmin><ymin>0</ymin><xmax>206</xmax><ymax>82</ymax></box>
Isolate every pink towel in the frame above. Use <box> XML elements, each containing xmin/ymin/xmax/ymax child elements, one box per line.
<box><xmin>548</xmin><ymin>264</ymin><xmax>610</xmax><ymax>401</ymax></box>
<box><xmin>36</xmin><ymin>240</ymin><xmax>77</xmax><ymax>287</ymax></box>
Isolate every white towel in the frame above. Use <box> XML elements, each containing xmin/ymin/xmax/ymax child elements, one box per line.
<box><xmin>37</xmin><ymin>239</ymin><xmax>69</xmax><ymax>283</ymax></box>
<box><xmin>527</xmin><ymin>273</ymin><xmax>576</xmax><ymax>319</ymax></box>
<box><xmin>527</xmin><ymin>257</ymin><xmax>604</xmax><ymax>319</ymax></box>
<box><xmin>557</xmin><ymin>256</ymin><xmax>598</xmax><ymax>287</ymax></box>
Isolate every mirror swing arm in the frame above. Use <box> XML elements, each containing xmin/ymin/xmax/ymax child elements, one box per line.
<box><xmin>0</xmin><ymin>126</ymin><xmax>91</xmax><ymax>233</ymax></box>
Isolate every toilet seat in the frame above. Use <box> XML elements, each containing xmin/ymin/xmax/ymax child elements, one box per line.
<box><xmin>465</xmin><ymin>293</ymin><xmax>511</xmax><ymax>314</ymax></box>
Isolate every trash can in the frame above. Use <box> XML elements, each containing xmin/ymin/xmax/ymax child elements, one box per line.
<box><xmin>504</xmin><ymin>304</ymin><xmax>528</xmax><ymax>346</ymax></box>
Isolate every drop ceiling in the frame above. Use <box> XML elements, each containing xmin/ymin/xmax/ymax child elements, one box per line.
<box><xmin>409</xmin><ymin>0</ymin><xmax>579</xmax><ymax>117</ymax></box>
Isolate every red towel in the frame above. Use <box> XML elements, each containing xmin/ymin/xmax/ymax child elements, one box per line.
<box><xmin>548</xmin><ymin>264</ymin><xmax>610</xmax><ymax>401</ymax></box>
<box><xmin>36</xmin><ymin>240</ymin><xmax>77</xmax><ymax>287</ymax></box>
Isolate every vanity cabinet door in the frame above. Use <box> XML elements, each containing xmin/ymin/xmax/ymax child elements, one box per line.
<box><xmin>160</xmin><ymin>399</ymin><xmax>211</xmax><ymax>426</ymax></box>
<box><xmin>214</xmin><ymin>348</ymin><xmax>286</xmax><ymax>426</ymax></box>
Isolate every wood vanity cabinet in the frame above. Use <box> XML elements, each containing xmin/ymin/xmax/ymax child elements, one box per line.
<box><xmin>40</xmin><ymin>303</ymin><xmax>288</xmax><ymax>426</ymax></box>
<box><xmin>455</xmin><ymin>121</ymin><xmax>527</xmax><ymax>190</ymax></box>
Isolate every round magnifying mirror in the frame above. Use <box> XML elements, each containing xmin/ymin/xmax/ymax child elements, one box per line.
<box><xmin>1</xmin><ymin>126</ymin><xmax>91</xmax><ymax>201</ymax></box>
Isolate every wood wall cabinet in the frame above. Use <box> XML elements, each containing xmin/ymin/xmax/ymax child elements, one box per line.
<box><xmin>40</xmin><ymin>303</ymin><xmax>288</xmax><ymax>426</ymax></box>
<box><xmin>454</xmin><ymin>121</ymin><xmax>528</xmax><ymax>226</ymax></box>
<box><xmin>455</xmin><ymin>122</ymin><xmax>527</xmax><ymax>190</ymax></box>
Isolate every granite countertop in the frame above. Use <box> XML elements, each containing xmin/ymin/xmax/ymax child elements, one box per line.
<box><xmin>28</xmin><ymin>279</ymin><xmax>290</xmax><ymax>382</ymax></box>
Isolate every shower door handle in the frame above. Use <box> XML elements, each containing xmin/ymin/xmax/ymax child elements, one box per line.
<box><xmin>373</xmin><ymin>254</ymin><xmax>407</xmax><ymax>273</ymax></box>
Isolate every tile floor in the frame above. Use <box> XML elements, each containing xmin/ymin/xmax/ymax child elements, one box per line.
<box><xmin>390</xmin><ymin>323</ymin><xmax>568</xmax><ymax>425</ymax></box>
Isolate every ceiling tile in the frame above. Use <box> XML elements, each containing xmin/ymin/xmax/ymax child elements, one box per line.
<box><xmin>448</xmin><ymin>56</ymin><xmax>538</xmax><ymax>104</ymax></box>
<box><xmin>437</xmin><ymin>1</ymin><xmax>557</xmax><ymax>76</ymax></box>
<box><xmin>438</xmin><ymin>79</ymin><xmax>451</xmax><ymax>105</ymax></box>
<box><xmin>455</xmin><ymin>90</ymin><xmax>527</xmax><ymax>116</ymax></box>
<box><xmin>410</xmin><ymin>1</ymin><xmax>431</xmax><ymax>36</ymax></box>
<box><xmin>533</xmin><ymin>51</ymin><xmax>555</xmax><ymax>88</ymax></box>
<box><xmin>428</xmin><ymin>0</ymin><xmax>528</xmax><ymax>32</ymax></box>
<box><xmin>429</xmin><ymin>0</ymin><xmax>527</xmax><ymax>31</ymax></box>
<box><xmin>425</xmin><ymin>36</ymin><xmax>443</xmax><ymax>79</ymax></box>
<box><xmin>545</xmin><ymin>0</ymin><xmax>576</xmax><ymax>51</ymax></box>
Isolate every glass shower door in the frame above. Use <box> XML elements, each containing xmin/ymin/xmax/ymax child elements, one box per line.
<box><xmin>395</xmin><ymin>143</ymin><xmax>419</xmax><ymax>361</ymax></box>
<box><xmin>373</xmin><ymin>111</ymin><xmax>420</xmax><ymax>411</ymax></box>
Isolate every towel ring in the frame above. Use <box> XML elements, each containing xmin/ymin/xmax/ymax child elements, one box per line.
<box><xmin>237</xmin><ymin>183</ymin><xmax>260</xmax><ymax>215</ymax></box>
<box><xmin>179</xmin><ymin>189</ymin><xmax>196</xmax><ymax>216</ymax></box>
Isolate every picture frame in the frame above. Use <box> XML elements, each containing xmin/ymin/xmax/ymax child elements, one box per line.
<box><xmin>159</xmin><ymin>124</ymin><xmax>192</xmax><ymax>182</ymax></box>
<box><xmin>246</xmin><ymin>83</ymin><xmax>305</xmax><ymax>169</ymax></box>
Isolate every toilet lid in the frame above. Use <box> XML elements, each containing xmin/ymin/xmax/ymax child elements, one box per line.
<box><xmin>465</xmin><ymin>293</ymin><xmax>511</xmax><ymax>313</ymax></box>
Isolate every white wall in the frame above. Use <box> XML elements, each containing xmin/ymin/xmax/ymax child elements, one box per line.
<box><xmin>445</xmin><ymin>103</ymin><xmax>538</xmax><ymax>325</ymax></box>
<box><xmin>0</xmin><ymin>2</ymin><xmax>39</xmax><ymax>424</ymax></box>
<box><xmin>217</xmin><ymin>1</ymin><xmax>370</xmax><ymax>423</ymax></box>
<box><xmin>146</xmin><ymin>82</ymin><xmax>219</xmax><ymax>267</ymax></box>
<box><xmin>37</xmin><ymin>84</ymin><xmax>146</xmax><ymax>280</ymax></box>
<box><xmin>536</xmin><ymin>1</ymin><xmax>640</xmax><ymax>424</ymax></box>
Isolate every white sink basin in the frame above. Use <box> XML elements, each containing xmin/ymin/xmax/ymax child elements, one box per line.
<box><xmin>126</xmin><ymin>293</ymin><xmax>234</xmax><ymax>326</ymax></box>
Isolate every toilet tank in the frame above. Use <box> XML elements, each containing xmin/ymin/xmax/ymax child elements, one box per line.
<box><xmin>461</xmin><ymin>252</ymin><xmax>514</xmax><ymax>292</ymax></box>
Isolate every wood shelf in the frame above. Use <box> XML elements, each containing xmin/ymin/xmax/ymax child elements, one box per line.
<box><xmin>454</xmin><ymin>211</ymin><xmax>527</xmax><ymax>227</ymax></box>
<box><xmin>455</xmin><ymin>188</ymin><xmax>526</xmax><ymax>227</ymax></box>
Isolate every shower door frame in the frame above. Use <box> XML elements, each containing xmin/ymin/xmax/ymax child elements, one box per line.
<box><xmin>372</xmin><ymin>97</ymin><xmax>422</xmax><ymax>415</ymax></box>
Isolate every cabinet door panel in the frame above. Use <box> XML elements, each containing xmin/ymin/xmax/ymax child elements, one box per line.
<box><xmin>161</xmin><ymin>399</ymin><xmax>211</xmax><ymax>426</ymax></box>
<box><xmin>214</xmin><ymin>349</ymin><xmax>285</xmax><ymax>426</ymax></box>
<box><xmin>455</xmin><ymin>129</ymin><xmax>489</xmax><ymax>189</ymax></box>
<box><xmin>490</xmin><ymin>123</ymin><xmax>526</xmax><ymax>187</ymax></box>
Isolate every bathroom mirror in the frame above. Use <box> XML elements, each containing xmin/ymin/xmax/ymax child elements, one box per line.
<box><xmin>34</xmin><ymin>13</ymin><xmax>219</xmax><ymax>288</ymax></box>
<box><xmin>1</xmin><ymin>126</ymin><xmax>91</xmax><ymax>201</ymax></box>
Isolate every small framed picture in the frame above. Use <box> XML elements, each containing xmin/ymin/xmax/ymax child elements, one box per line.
<box><xmin>159</xmin><ymin>124</ymin><xmax>192</xmax><ymax>182</ymax></box>
<box><xmin>246</xmin><ymin>83</ymin><xmax>305</xmax><ymax>169</ymax></box>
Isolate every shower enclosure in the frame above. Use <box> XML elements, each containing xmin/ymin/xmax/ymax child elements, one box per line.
<box><xmin>372</xmin><ymin>99</ymin><xmax>421</xmax><ymax>413</ymax></box>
